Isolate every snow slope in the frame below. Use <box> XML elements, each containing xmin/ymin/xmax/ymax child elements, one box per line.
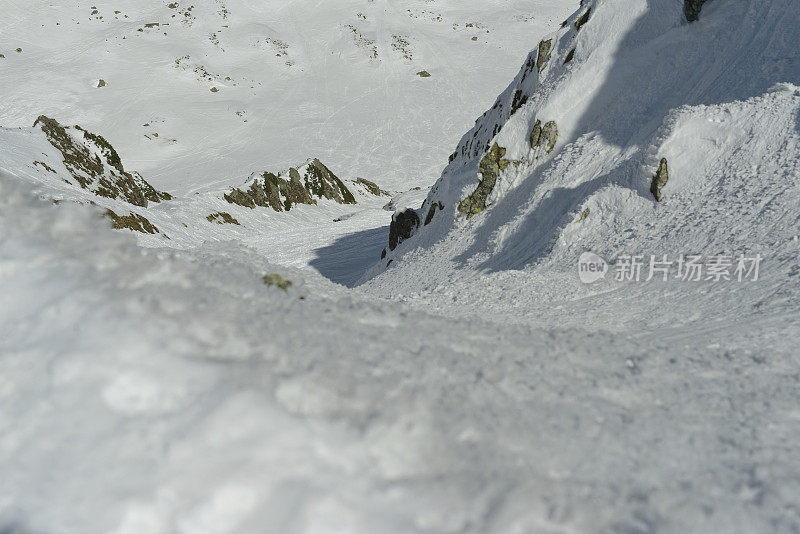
<box><xmin>368</xmin><ymin>0</ymin><xmax>800</xmax><ymax>315</ymax></box>
<box><xmin>3</xmin><ymin>166</ymin><xmax>800</xmax><ymax>534</ymax></box>
<box><xmin>0</xmin><ymin>0</ymin><xmax>577</xmax><ymax>194</ymax></box>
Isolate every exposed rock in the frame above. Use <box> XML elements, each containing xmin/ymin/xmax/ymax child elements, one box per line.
<box><xmin>34</xmin><ymin>116</ymin><xmax>170</xmax><ymax>207</ymax></box>
<box><xmin>285</xmin><ymin>168</ymin><xmax>316</xmax><ymax>209</ymax></box>
<box><xmin>206</xmin><ymin>212</ymin><xmax>240</xmax><ymax>225</ymax></box>
<box><xmin>105</xmin><ymin>209</ymin><xmax>159</xmax><ymax>234</ymax></box>
<box><xmin>576</xmin><ymin>207</ymin><xmax>590</xmax><ymax>222</ymax></box>
<box><xmin>389</xmin><ymin>208</ymin><xmax>420</xmax><ymax>251</ymax></box>
<box><xmin>263</xmin><ymin>273</ymin><xmax>293</xmax><ymax>290</ymax></box>
<box><xmin>96</xmin><ymin>79</ymin><xmax>106</xmax><ymax>88</ymax></box>
<box><xmin>417</xmin><ymin>70</ymin><xmax>431</xmax><ymax>78</ymax></box>
<box><xmin>224</xmin><ymin>159</ymin><xmax>355</xmax><ymax>212</ymax></box>
<box><xmin>303</xmin><ymin>159</ymin><xmax>356</xmax><ymax>205</ymax></box>
<box><xmin>530</xmin><ymin>120</ymin><xmax>558</xmax><ymax>154</ymax></box>
<box><xmin>684</xmin><ymin>0</ymin><xmax>709</xmax><ymax>22</ymax></box>
<box><xmin>650</xmin><ymin>158</ymin><xmax>669</xmax><ymax>202</ymax></box>
<box><xmin>510</xmin><ymin>90</ymin><xmax>529</xmax><ymax>115</ymax></box>
<box><xmin>424</xmin><ymin>201</ymin><xmax>444</xmax><ymax>225</ymax></box>
<box><xmin>536</xmin><ymin>39</ymin><xmax>552</xmax><ymax>72</ymax></box>
<box><xmin>381</xmin><ymin>248</ymin><xmax>387</xmax><ymax>259</ymax></box>
<box><xmin>355</xmin><ymin>177</ymin><xmax>389</xmax><ymax>196</ymax></box>
<box><xmin>564</xmin><ymin>48</ymin><xmax>575</xmax><ymax>64</ymax></box>
<box><xmin>575</xmin><ymin>8</ymin><xmax>592</xmax><ymax>30</ymax></box>
<box><xmin>457</xmin><ymin>143</ymin><xmax>510</xmax><ymax>218</ymax></box>
<box><xmin>224</xmin><ymin>188</ymin><xmax>256</xmax><ymax>209</ymax></box>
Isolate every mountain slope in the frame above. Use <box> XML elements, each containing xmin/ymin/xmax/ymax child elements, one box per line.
<box><xmin>0</xmin><ymin>0</ymin><xmax>578</xmax><ymax>194</ymax></box>
<box><xmin>367</xmin><ymin>0</ymin><xmax>800</xmax><ymax>306</ymax></box>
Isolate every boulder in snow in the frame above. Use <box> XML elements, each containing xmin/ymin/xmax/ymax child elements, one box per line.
<box><xmin>650</xmin><ymin>158</ymin><xmax>669</xmax><ymax>202</ymax></box>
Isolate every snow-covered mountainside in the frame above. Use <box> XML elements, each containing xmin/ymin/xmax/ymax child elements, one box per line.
<box><xmin>2</xmin><ymin>0</ymin><xmax>800</xmax><ymax>533</ymax></box>
<box><xmin>370</xmin><ymin>0</ymin><xmax>800</xmax><ymax>302</ymax></box>
<box><xmin>0</xmin><ymin>0</ymin><xmax>574</xmax><ymax>194</ymax></box>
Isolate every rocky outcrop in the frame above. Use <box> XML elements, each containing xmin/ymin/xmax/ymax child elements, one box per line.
<box><xmin>650</xmin><ymin>158</ymin><xmax>669</xmax><ymax>201</ymax></box>
<box><xmin>530</xmin><ymin>120</ymin><xmax>558</xmax><ymax>154</ymax></box>
<box><xmin>225</xmin><ymin>159</ymin><xmax>357</xmax><ymax>212</ymax></box>
<box><xmin>206</xmin><ymin>212</ymin><xmax>240</xmax><ymax>225</ymax></box>
<box><xmin>536</xmin><ymin>39</ymin><xmax>553</xmax><ymax>72</ymax></box>
<box><xmin>575</xmin><ymin>7</ymin><xmax>592</xmax><ymax>30</ymax></box>
<box><xmin>35</xmin><ymin>116</ymin><xmax>171</xmax><ymax>207</ymax></box>
<box><xmin>303</xmin><ymin>159</ymin><xmax>356</xmax><ymax>205</ymax></box>
<box><xmin>457</xmin><ymin>143</ymin><xmax>510</xmax><ymax>218</ymax></box>
<box><xmin>684</xmin><ymin>0</ymin><xmax>709</xmax><ymax>22</ymax></box>
<box><xmin>105</xmin><ymin>209</ymin><xmax>159</xmax><ymax>234</ymax></box>
<box><xmin>424</xmin><ymin>201</ymin><xmax>444</xmax><ymax>225</ymax></box>
<box><xmin>355</xmin><ymin>177</ymin><xmax>389</xmax><ymax>197</ymax></box>
<box><xmin>263</xmin><ymin>273</ymin><xmax>293</xmax><ymax>290</ymax></box>
<box><xmin>389</xmin><ymin>208</ymin><xmax>420</xmax><ymax>251</ymax></box>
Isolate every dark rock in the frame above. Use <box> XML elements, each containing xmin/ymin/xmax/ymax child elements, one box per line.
<box><xmin>381</xmin><ymin>248</ymin><xmax>387</xmax><ymax>259</ymax></box>
<box><xmin>389</xmin><ymin>208</ymin><xmax>420</xmax><ymax>251</ymax></box>
<box><xmin>564</xmin><ymin>48</ymin><xmax>575</xmax><ymax>64</ymax></box>
<box><xmin>510</xmin><ymin>90</ymin><xmax>529</xmax><ymax>115</ymax></box>
<box><xmin>424</xmin><ymin>201</ymin><xmax>444</xmax><ymax>225</ymax></box>
<box><xmin>650</xmin><ymin>158</ymin><xmax>669</xmax><ymax>202</ymax></box>
<box><xmin>684</xmin><ymin>0</ymin><xmax>709</xmax><ymax>22</ymax></box>
<box><xmin>417</xmin><ymin>70</ymin><xmax>431</xmax><ymax>77</ymax></box>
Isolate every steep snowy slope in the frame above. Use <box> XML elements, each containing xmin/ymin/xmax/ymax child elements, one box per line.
<box><xmin>0</xmin><ymin>0</ymin><xmax>577</xmax><ymax>194</ymax></box>
<box><xmin>3</xmin><ymin>156</ymin><xmax>800</xmax><ymax>534</ymax></box>
<box><xmin>368</xmin><ymin>0</ymin><xmax>800</xmax><ymax>316</ymax></box>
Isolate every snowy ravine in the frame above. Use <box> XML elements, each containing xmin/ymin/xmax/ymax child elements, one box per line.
<box><xmin>2</xmin><ymin>1</ymin><xmax>800</xmax><ymax>534</ymax></box>
<box><xmin>3</xmin><ymin>168</ymin><xmax>800</xmax><ymax>534</ymax></box>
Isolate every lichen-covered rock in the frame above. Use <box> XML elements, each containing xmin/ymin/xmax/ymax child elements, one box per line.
<box><xmin>105</xmin><ymin>209</ymin><xmax>159</xmax><ymax>234</ymax></box>
<box><xmin>650</xmin><ymin>158</ymin><xmax>669</xmax><ymax>202</ymax></box>
<box><xmin>34</xmin><ymin>116</ymin><xmax>170</xmax><ymax>207</ymax></box>
<box><xmin>389</xmin><ymin>208</ymin><xmax>420</xmax><ymax>251</ymax></box>
<box><xmin>684</xmin><ymin>0</ymin><xmax>709</xmax><ymax>22</ymax></box>
<box><xmin>224</xmin><ymin>159</ymin><xmax>356</xmax><ymax>212</ymax></box>
<box><xmin>206</xmin><ymin>212</ymin><xmax>240</xmax><ymax>225</ymax></box>
<box><xmin>536</xmin><ymin>39</ymin><xmax>552</xmax><ymax>72</ymax></box>
<box><xmin>530</xmin><ymin>120</ymin><xmax>558</xmax><ymax>154</ymax></box>
<box><xmin>457</xmin><ymin>143</ymin><xmax>510</xmax><ymax>218</ymax></box>
<box><xmin>263</xmin><ymin>273</ymin><xmax>292</xmax><ymax>290</ymax></box>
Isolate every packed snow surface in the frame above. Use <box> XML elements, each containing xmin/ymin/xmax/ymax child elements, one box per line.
<box><xmin>2</xmin><ymin>0</ymin><xmax>800</xmax><ymax>533</ymax></box>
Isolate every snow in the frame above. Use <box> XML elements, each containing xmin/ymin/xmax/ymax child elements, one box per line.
<box><xmin>2</xmin><ymin>0</ymin><xmax>800</xmax><ymax>532</ymax></box>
